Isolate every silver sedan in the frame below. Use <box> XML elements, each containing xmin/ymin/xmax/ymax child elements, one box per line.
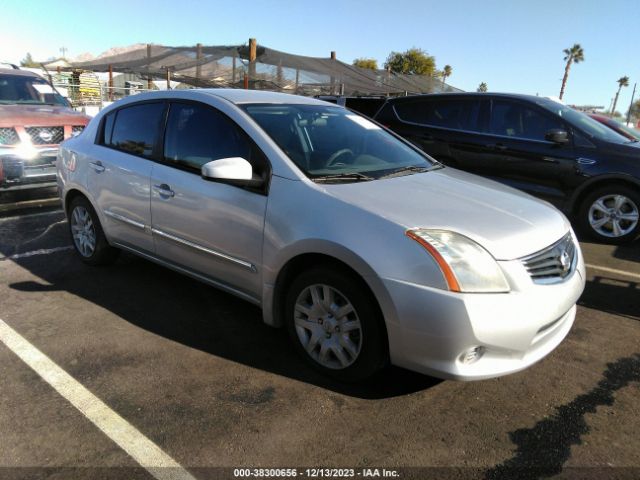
<box><xmin>57</xmin><ymin>89</ymin><xmax>585</xmax><ymax>381</ymax></box>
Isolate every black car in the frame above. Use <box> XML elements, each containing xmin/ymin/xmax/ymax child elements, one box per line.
<box><xmin>372</xmin><ymin>93</ymin><xmax>640</xmax><ymax>244</ymax></box>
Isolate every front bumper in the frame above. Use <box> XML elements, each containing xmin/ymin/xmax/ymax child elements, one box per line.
<box><xmin>0</xmin><ymin>148</ymin><xmax>58</xmax><ymax>190</ymax></box>
<box><xmin>382</xmin><ymin>249</ymin><xmax>586</xmax><ymax>380</ymax></box>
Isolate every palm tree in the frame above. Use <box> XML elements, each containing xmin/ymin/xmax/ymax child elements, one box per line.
<box><xmin>611</xmin><ymin>76</ymin><xmax>630</xmax><ymax>116</ymax></box>
<box><xmin>477</xmin><ymin>82</ymin><xmax>488</xmax><ymax>93</ymax></box>
<box><xmin>441</xmin><ymin>65</ymin><xmax>452</xmax><ymax>84</ymax></box>
<box><xmin>558</xmin><ymin>44</ymin><xmax>584</xmax><ymax>100</ymax></box>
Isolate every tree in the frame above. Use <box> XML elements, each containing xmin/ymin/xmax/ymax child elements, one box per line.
<box><xmin>611</xmin><ymin>76</ymin><xmax>630</xmax><ymax>116</ymax></box>
<box><xmin>353</xmin><ymin>58</ymin><xmax>378</xmax><ymax>70</ymax></box>
<box><xmin>20</xmin><ymin>52</ymin><xmax>39</xmax><ymax>67</ymax></box>
<box><xmin>477</xmin><ymin>82</ymin><xmax>488</xmax><ymax>93</ymax></box>
<box><xmin>628</xmin><ymin>99</ymin><xmax>640</xmax><ymax>121</ymax></box>
<box><xmin>558</xmin><ymin>43</ymin><xmax>584</xmax><ymax>100</ymax></box>
<box><xmin>441</xmin><ymin>65</ymin><xmax>452</xmax><ymax>84</ymax></box>
<box><xmin>384</xmin><ymin>48</ymin><xmax>435</xmax><ymax>76</ymax></box>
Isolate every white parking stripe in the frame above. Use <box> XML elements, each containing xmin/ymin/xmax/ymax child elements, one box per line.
<box><xmin>0</xmin><ymin>319</ymin><xmax>197</xmax><ymax>480</ymax></box>
<box><xmin>585</xmin><ymin>263</ymin><xmax>640</xmax><ymax>281</ymax></box>
<box><xmin>0</xmin><ymin>246</ymin><xmax>74</xmax><ymax>261</ymax></box>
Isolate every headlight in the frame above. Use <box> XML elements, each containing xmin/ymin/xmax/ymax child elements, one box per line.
<box><xmin>406</xmin><ymin>229</ymin><xmax>510</xmax><ymax>293</ymax></box>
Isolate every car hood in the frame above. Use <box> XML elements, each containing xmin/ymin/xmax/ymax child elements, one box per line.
<box><xmin>322</xmin><ymin>168</ymin><xmax>571</xmax><ymax>260</ymax></box>
<box><xmin>0</xmin><ymin>104</ymin><xmax>90</xmax><ymax>127</ymax></box>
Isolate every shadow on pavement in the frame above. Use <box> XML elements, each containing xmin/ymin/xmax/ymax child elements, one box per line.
<box><xmin>578</xmin><ymin>275</ymin><xmax>640</xmax><ymax>321</ymax></box>
<box><xmin>612</xmin><ymin>242</ymin><xmax>640</xmax><ymax>264</ymax></box>
<box><xmin>2</xmin><ymin>212</ymin><xmax>440</xmax><ymax>399</ymax></box>
<box><xmin>485</xmin><ymin>353</ymin><xmax>640</xmax><ymax>480</ymax></box>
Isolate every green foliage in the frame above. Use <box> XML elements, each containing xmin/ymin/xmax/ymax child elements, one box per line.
<box><xmin>617</xmin><ymin>76</ymin><xmax>630</xmax><ymax>88</ymax></box>
<box><xmin>353</xmin><ymin>58</ymin><xmax>378</xmax><ymax>70</ymax></box>
<box><xmin>477</xmin><ymin>82</ymin><xmax>488</xmax><ymax>93</ymax></box>
<box><xmin>20</xmin><ymin>52</ymin><xmax>39</xmax><ymax>67</ymax></box>
<box><xmin>563</xmin><ymin>44</ymin><xmax>585</xmax><ymax>64</ymax></box>
<box><xmin>384</xmin><ymin>48</ymin><xmax>435</xmax><ymax>76</ymax></box>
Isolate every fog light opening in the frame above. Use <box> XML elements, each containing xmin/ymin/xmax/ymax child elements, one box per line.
<box><xmin>460</xmin><ymin>346</ymin><xmax>485</xmax><ymax>365</ymax></box>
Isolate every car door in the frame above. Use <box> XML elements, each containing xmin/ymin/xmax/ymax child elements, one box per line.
<box><xmin>89</xmin><ymin>101</ymin><xmax>165</xmax><ymax>253</ymax></box>
<box><xmin>481</xmin><ymin>98</ymin><xmax>577</xmax><ymax>207</ymax></box>
<box><xmin>150</xmin><ymin>101</ymin><xmax>269</xmax><ymax>301</ymax></box>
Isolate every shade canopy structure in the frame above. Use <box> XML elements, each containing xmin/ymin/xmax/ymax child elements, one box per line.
<box><xmin>71</xmin><ymin>43</ymin><xmax>461</xmax><ymax>97</ymax></box>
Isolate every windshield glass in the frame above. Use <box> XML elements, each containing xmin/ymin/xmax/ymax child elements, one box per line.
<box><xmin>242</xmin><ymin>104</ymin><xmax>436</xmax><ymax>181</ymax></box>
<box><xmin>0</xmin><ymin>74</ymin><xmax>68</xmax><ymax>106</ymax></box>
<box><xmin>537</xmin><ymin>100</ymin><xmax>630</xmax><ymax>144</ymax></box>
<box><xmin>613</xmin><ymin>121</ymin><xmax>640</xmax><ymax>141</ymax></box>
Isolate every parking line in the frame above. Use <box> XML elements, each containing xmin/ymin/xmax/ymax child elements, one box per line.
<box><xmin>585</xmin><ymin>263</ymin><xmax>640</xmax><ymax>281</ymax></box>
<box><xmin>0</xmin><ymin>246</ymin><xmax>74</xmax><ymax>261</ymax></box>
<box><xmin>0</xmin><ymin>318</ymin><xmax>197</xmax><ymax>480</ymax></box>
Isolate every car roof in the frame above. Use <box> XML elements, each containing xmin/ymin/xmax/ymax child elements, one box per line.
<box><xmin>0</xmin><ymin>68</ymin><xmax>41</xmax><ymax>77</ymax></box>
<box><xmin>387</xmin><ymin>92</ymin><xmax>560</xmax><ymax>105</ymax></box>
<box><xmin>202</xmin><ymin>88</ymin><xmax>330</xmax><ymax>105</ymax></box>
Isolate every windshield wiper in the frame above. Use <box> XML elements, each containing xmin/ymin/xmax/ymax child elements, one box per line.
<box><xmin>378</xmin><ymin>165</ymin><xmax>436</xmax><ymax>179</ymax></box>
<box><xmin>312</xmin><ymin>172</ymin><xmax>374</xmax><ymax>183</ymax></box>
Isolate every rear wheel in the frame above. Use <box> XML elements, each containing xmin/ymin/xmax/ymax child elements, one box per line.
<box><xmin>578</xmin><ymin>186</ymin><xmax>640</xmax><ymax>244</ymax></box>
<box><xmin>285</xmin><ymin>266</ymin><xmax>387</xmax><ymax>381</ymax></box>
<box><xmin>68</xmin><ymin>196</ymin><xmax>119</xmax><ymax>265</ymax></box>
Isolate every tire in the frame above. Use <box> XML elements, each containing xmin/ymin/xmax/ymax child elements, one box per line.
<box><xmin>284</xmin><ymin>266</ymin><xmax>387</xmax><ymax>381</ymax></box>
<box><xmin>68</xmin><ymin>196</ymin><xmax>119</xmax><ymax>265</ymax></box>
<box><xmin>578</xmin><ymin>185</ymin><xmax>640</xmax><ymax>244</ymax></box>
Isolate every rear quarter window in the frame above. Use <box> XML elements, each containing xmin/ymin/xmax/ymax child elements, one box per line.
<box><xmin>103</xmin><ymin>102</ymin><xmax>165</xmax><ymax>158</ymax></box>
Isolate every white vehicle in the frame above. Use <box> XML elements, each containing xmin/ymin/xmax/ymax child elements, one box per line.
<box><xmin>57</xmin><ymin>89</ymin><xmax>586</xmax><ymax>381</ymax></box>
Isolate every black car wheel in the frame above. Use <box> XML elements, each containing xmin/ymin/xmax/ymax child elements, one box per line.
<box><xmin>578</xmin><ymin>185</ymin><xmax>640</xmax><ymax>244</ymax></box>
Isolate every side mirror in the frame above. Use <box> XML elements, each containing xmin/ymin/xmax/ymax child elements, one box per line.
<box><xmin>202</xmin><ymin>157</ymin><xmax>252</xmax><ymax>181</ymax></box>
<box><xmin>545</xmin><ymin>129</ymin><xmax>569</xmax><ymax>144</ymax></box>
<box><xmin>201</xmin><ymin>157</ymin><xmax>263</xmax><ymax>187</ymax></box>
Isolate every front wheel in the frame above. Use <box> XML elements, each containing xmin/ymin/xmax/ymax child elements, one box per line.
<box><xmin>285</xmin><ymin>266</ymin><xmax>387</xmax><ymax>382</ymax></box>
<box><xmin>578</xmin><ymin>186</ymin><xmax>640</xmax><ymax>244</ymax></box>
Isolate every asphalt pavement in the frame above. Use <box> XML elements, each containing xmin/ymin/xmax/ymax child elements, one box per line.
<box><xmin>0</xmin><ymin>194</ymin><xmax>638</xmax><ymax>480</ymax></box>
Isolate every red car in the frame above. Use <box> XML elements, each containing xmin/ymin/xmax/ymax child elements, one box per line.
<box><xmin>0</xmin><ymin>68</ymin><xmax>91</xmax><ymax>191</ymax></box>
<box><xmin>588</xmin><ymin>113</ymin><xmax>640</xmax><ymax>141</ymax></box>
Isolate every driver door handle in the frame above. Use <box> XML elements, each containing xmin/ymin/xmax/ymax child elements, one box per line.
<box><xmin>153</xmin><ymin>183</ymin><xmax>175</xmax><ymax>198</ymax></box>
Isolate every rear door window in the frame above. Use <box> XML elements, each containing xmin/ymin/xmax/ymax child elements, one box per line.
<box><xmin>394</xmin><ymin>98</ymin><xmax>481</xmax><ymax>131</ymax></box>
<box><xmin>490</xmin><ymin>100</ymin><xmax>564</xmax><ymax>141</ymax></box>
<box><xmin>107</xmin><ymin>102</ymin><xmax>165</xmax><ymax>158</ymax></box>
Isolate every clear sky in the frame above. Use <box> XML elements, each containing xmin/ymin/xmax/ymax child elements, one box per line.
<box><xmin>1</xmin><ymin>0</ymin><xmax>637</xmax><ymax>112</ymax></box>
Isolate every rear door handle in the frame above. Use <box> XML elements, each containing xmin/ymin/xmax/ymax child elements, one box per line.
<box><xmin>486</xmin><ymin>143</ymin><xmax>508</xmax><ymax>151</ymax></box>
<box><xmin>153</xmin><ymin>183</ymin><xmax>175</xmax><ymax>198</ymax></box>
<box><xmin>89</xmin><ymin>161</ymin><xmax>105</xmax><ymax>173</ymax></box>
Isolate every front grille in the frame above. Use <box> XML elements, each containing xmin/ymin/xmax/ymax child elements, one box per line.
<box><xmin>0</xmin><ymin>127</ymin><xmax>19</xmax><ymax>145</ymax></box>
<box><xmin>521</xmin><ymin>233</ymin><xmax>576</xmax><ymax>284</ymax></box>
<box><xmin>71</xmin><ymin>125</ymin><xmax>85</xmax><ymax>136</ymax></box>
<box><xmin>25</xmin><ymin>126</ymin><xmax>64</xmax><ymax>145</ymax></box>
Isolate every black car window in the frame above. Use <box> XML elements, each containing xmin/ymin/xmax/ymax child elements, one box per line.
<box><xmin>108</xmin><ymin>102</ymin><xmax>165</xmax><ymax>158</ymax></box>
<box><xmin>102</xmin><ymin>111</ymin><xmax>115</xmax><ymax>144</ymax></box>
<box><xmin>164</xmin><ymin>102</ymin><xmax>268</xmax><ymax>176</ymax></box>
<box><xmin>394</xmin><ymin>98</ymin><xmax>481</xmax><ymax>131</ymax></box>
<box><xmin>490</xmin><ymin>100</ymin><xmax>564</xmax><ymax>141</ymax></box>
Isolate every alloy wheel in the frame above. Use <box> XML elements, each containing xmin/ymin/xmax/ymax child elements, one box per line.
<box><xmin>588</xmin><ymin>194</ymin><xmax>639</xmax><ymax>238</ymax></box>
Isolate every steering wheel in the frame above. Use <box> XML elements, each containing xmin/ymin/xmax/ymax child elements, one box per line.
<box><xmin>326</xmin><ymin>149</ymin><xmax>354</xmax><ymax>167</ymax></box>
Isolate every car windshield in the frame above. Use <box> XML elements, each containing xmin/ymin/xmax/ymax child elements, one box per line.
<box><xmin>612</xmin><ymin>121</ymin><xmax>640</xmax><ymax>141</ymax></box>
<box><xmin>0</xmin><ymin>74</ymin><xmax>68</xmax><ymax>106</ymax></box>
<box><xmin>537</xmin><ymin>100</ymin><xmax>630</xmax><ymax>144</ymax></box>
<box><xmin>242</xmin><ymin>103</ymin><xmax>437</xmax><ymax>181</ymax></box>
